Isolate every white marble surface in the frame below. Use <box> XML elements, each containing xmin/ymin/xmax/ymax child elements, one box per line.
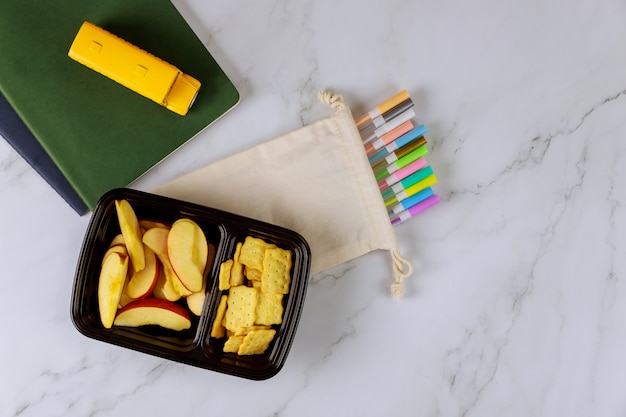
<box><xmin>2</xmin><ymin>0</ymin><xmax>626</xmax><ymax>415</ymax></box>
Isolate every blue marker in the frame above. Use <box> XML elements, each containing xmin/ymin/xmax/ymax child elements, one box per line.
<box><xmin>368</xmin><ymin>124</ymin><xmax>427</xmax><ymax>162</ymax></box>
<box><xmin>388</xmin><ymin>187</ymin><xmax>435</xmax><ymax>216</ymax></box>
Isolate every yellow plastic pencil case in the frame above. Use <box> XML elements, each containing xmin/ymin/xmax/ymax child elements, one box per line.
<box><xmin>68</xmin><ymin>21</ymin><xmax>200</xmax><ymax>116</ymax></box>
<box><xmin>153</xmin><ymin>91</ymin><xmax>414</xmax><ymax>298</ymax></box>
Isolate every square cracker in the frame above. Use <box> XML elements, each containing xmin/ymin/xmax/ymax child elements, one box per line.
<box><xmin>245</xmin><ymin>266</ymin><xmax>263</xmax><ymax>281</ymax></box>
<box><xmin>233</xmin><ymin>325</ymin><xmax>271</xmax><ymax>336</ymax></box>
<box><xmin>255</xmin><ymin>292</ymin><xmax>284</xmax><ymax>325</ymax></box>
<box><xmin>223</xmin><ymin>335</ymin><xmax>245</xmax><ymax>353</ymax></box>
<box><xmin>210</xmin><ymin>295</ymin><xmax>228</xmax><ymax>339</ymax></box>
<box><xmin>238</xmin><ymin>236</ymin><xmax>276</xmax><ymax>271</ymax></box>
<box><xmin>224</xmin><ymin>286</ymin><xmax>258</xmax><ymax>331</ymax></box>
<box><xmin>230</xmin><ymin>242</ymin><xmax>245</xmax><ymax>287</ymax></box>
<box><xmin>218</xmin><ymin>260</ymin><xmax>233</xmax><ymax>291</ymax></box>
<box><xmin>261</xmin><ymin>247</ymin><xmax>292</xmax><ymax>295</ymax></box>
<box><xmin>237</xmin><ymin>329</ymin><xmax>277</xmax><ymax>355</ymax></box>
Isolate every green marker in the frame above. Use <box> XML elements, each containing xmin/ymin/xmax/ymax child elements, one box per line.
<box><xmin>374</xmin><ymin>145</ymin><xmax>429</xmax><ymax>180</ymax></box>
<box><xmin>384</xmin><ymin>174</ymin><xmax>438</xmax><ymax>207</ymax></box>
<box><xmin>381</xmin><ymin>166</ymin><xmax>434</xmax><ymax>200</ymax></box>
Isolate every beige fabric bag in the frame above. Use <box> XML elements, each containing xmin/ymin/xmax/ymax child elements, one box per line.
<box><xmin>153</xmin><ymin>91</ymin><xmax>413</xmax><ymax>298</ymax></box>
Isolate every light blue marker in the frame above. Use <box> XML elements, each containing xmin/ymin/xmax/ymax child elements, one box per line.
<box><xmin>388</xmin><ymin>187</ymin><xmax>435</xmax><ymax>216</ymax></box>
<box><xmin>368</xmin><ymin>124</ymin><xmax>427</xmax><ymax>163</ymax></box>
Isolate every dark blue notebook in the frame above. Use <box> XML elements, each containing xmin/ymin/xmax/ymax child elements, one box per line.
<box><xmin>0</xmin><ymin>93</ymin><xmax>89</xmax><ymax>215</ymax></box>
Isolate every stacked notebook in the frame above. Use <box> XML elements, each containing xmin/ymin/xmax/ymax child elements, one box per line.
<box><xmin>0</xmin><ymin>1</ymin><xmax>239</xmax><ymax>214</ymax></box>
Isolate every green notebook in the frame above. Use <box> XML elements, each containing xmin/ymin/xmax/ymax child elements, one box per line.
<box><xmin>0</xmin><ymin>1</ymin><xmax>239</xmax><ymax>210</ymax></box>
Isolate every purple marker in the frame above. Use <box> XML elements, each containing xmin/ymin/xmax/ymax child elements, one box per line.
<box><xmin>390</xmin><ymin>194</ymin><xmax>440</xmax><ymax>225</ymax></box>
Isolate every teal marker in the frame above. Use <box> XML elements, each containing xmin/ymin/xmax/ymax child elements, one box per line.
<box><xmin>384</xmin><ymin>174</ymin><xmax>438</xmax><ymax>207</ymax></box>
<box><xmin>381</xmin><ymin>166</ymin><xmax>434</xmax><ymax>200</ymax></box>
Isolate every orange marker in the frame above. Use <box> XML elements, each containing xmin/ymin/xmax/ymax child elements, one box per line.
<box><xmin>355</xmin><ymin>90</ymin><xmax>411</xmax><ymax>129</ymax></box>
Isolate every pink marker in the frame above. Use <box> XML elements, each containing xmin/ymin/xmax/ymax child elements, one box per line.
<box><xmin>364</xmin><ymin>120</ymin><xmax>414</xmax><ymax>154</ymax></box>
<box><xmin>390</xmin><ymin>194</ymin><xmax>440</xmax><ymax>225</ymax></box>
<box><xmin>379</xmin><ymin>157</ymin><xmax>428</xmax><ymax>189</ymax></box>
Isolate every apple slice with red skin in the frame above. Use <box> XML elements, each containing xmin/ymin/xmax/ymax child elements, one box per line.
<box><xmin>115</xmin><ymin>199</ymin><xmax>145</xmax><ymax>272</ymax></box>
<box><xmin>113</xmin><ymin>298</ymin><xmax>191</xmax><ymax>331</ymax></box>
<box><xmin>186</xmin><ymin>279</ymin><xmax>206</xmax><ymax>316</ymax></box>
<box><xmin>98</xmin><ymin>251</ymin><xmax>129</xmax><ymax>329</ymax></box>
<box><xmin>167</xmin><ymin>218</ymin><xmax>208</xmax><ymax>293</ymax></box>
<box><xmin>142</xmin><ymin>227</ymin><xmax>192</xmax><ymax>297</ymax></box>
<box><xmin>125</xmin><ymin>245</ymin><xmax>159</xmax><ymax>299</ymax></box>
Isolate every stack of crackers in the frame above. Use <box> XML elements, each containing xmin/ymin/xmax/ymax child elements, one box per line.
<box><xmin>210</xmin><ymin>236</ymin><xmax>292</xmax><ymax>355</ymax></box>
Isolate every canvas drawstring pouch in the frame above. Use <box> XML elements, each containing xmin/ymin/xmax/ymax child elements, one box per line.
<box><xmin>153</xmin><ymin>91</ymin><xmax>413</xmax><ymax>298</ymax></box>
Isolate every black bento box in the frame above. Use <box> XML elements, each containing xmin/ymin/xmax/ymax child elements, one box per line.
<box><xmin>71</xmin><ymin>188</ymin><xmax>311</xmax><ymax>380</ymax></box>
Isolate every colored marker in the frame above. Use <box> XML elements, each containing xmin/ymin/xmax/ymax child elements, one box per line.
<box><xmin>391</xmin><ymin>195</ymin><xmax>441</xmax><ymax>225</ymax></box>
<box><xmin>381</xmin><ymin>166</ymin><xmax>434</xmax><ymax>200</ymax></box>
<box><xmin>371</xmin><ymin>138</ymin><xmax>425</xmax><ymax>170</ymax></box>
<box><xmin>362</xmin><ymin>108</ymin><xmax>416</xmax><ymax>144</ymax></box>
<box><xmin>368</xmin><ymin>124</ymin><xmax>427</xmax><ymax>160</ymax></box>
<box><xmin>388</xmin><ymin>187</ymin><xmax>434</xmax><ymax>215</ymax></box>
<box><xmin>355</xmin><ymin>90</ymin><xmax>411</xmax><ymax>129</ymax></box>
<box><xmin>372</xmin><ymin>136</ymin><xmax>427</xmax><ymax>171</ymax></box>
<box><xmin>359</xmin><ymin>98</ymin><xmax>414</xmax><ymax>134</ymax></box>
<box><xmin>384</xmin><ymin>174</ymin><xmax>438</xmax><ymax>207</ymax></box>
<box><xmin>378</xmin><ymin>157</ymin><xmax>428</xmax><ymax>189</ymax></box>
<box><xmin>374</xmin><ymin>145</ymin><xmax>429</xmax><ymax>180</ymax></box>
<box><xmin>364</xmin><ymin>120</ymin><xmax>414</xmax><ymax>154</ymax></box>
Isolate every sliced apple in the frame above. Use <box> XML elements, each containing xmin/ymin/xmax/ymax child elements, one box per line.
<box><xmin>101</xmin><ymin>244</ymin><xmax>128</xmax><ymax>266</ymax></box>
<box><xmin>186</xmin><ymin>280</ymin><xmax>206</xmax><ymax>316</ymax></box>
<box><xmin>115</xmin><ymin>199</ymin><xmax>145</xmax><ymax>272</ymax></box>
<box><xmin>167</xmin><ymin>218</ymin><xmax>208</xmax><ymax>292</ymax></box>
<box><xmin>113</xmin><ymin>298</ymin><xmax>191</xmax><ymax>331</ymax></box>
<box><xmin>125</xmin><ymin>245</ymin><xmax>159</xmax><ymax>299</ymax></box>
<box><xmin>186</xmin><ymin>244</ymin><xmax>216</xmax><ymax>316</ymax></box>
<box><xmin>118</xmin><ymin>261</ymin><xmax>136</xmax><ymax>308</ymax></box>
<box><xmin>98</xmin><ymin>251</ymin><xmax>129</xmax><ymax>329</ymax></box>
<box><xmin>109</xmin><ymin>234</ymin><xmax>125</xmax><ymax>247</ymax></box>
<box><xmin>152</xmin><ymin>268</ymin><xmax>181</xmax><ymax>302</ymax></box>
<box><xmin>119</xmin><ymin>287</ymin><xmax>136</xmax><ymax>308</ymax></box>
<box><xmin>139</xmin><ymin>219</ymin><xmax>171</xmax><ymax>230</ymax></box>
<box><xmin>170</xmin><ymin>268</ymin><xmax>193</xmax><ymax>297</ymax></box>
<box><xmin>142</xmin><ymin>227</ymin><xmax>191</xmax><ymax>297</ymax></box>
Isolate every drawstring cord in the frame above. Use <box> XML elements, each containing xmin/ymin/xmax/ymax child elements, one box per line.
<box><xmin>319</xmin><ymin>89</ymin><xmax>414</xmax><ymax>299</ymax></box>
